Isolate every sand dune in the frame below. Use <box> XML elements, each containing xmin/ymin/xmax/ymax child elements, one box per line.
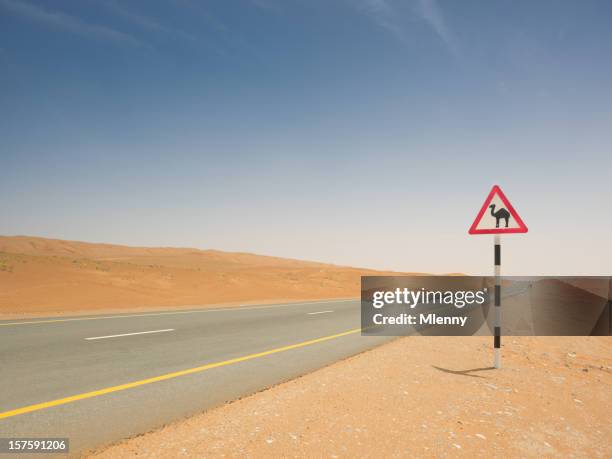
<box><xmin>0</xmin><ymin>236</ymin><xmax>409</xmax><ymax>317</ymax></box>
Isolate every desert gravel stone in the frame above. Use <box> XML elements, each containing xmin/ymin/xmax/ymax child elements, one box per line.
<box><xmin>91</xmin><ymin>336</ymin><xmax>611</xmax><ymax>458</ymax></box>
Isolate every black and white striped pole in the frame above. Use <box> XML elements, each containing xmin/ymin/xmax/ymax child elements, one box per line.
<box><xmin>468</xmin><ymin>185</ymin><xmax>528</xmax><ymax>370</ymax></box>
<box><xmin>494</xmin><ymin>235</ymin><xmax>501</xmax><ymax>368</ymax></box>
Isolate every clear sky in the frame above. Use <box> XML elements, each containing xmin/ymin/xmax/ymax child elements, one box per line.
<box><xmin>1</xmin><ymin>0</ymin><xmax>611</xmax><ymax>275</ymax></box>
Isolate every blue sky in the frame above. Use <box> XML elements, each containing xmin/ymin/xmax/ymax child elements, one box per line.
<box><xmin>1</xmin><ymin>0</ymin><xmax>611</xmax><ymax>275</ymax></box>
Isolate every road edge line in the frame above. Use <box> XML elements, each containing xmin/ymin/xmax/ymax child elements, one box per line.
<box><xmin>0</xmin><ymin>328</ymin><xmax>361</xmax><ymax>420</ymax></box>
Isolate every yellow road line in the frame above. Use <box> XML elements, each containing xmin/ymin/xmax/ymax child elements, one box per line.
<box><xmin>0</xmin><ymin>328</ymin><xmax>361</xmax><ymax>420</ymax></box>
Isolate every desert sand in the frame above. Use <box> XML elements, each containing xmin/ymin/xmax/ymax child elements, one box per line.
<box><xmin>91</xmin><ymin>336</ymin><xmax>612</xmax><ymax>458</ymax></box>
<box><xmin>0</xmin><ymin>236</ymin><xmax>409</xmax><ymax>318</ymax></box>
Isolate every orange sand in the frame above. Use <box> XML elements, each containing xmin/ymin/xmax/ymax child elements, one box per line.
<box><xmin>91</xmin><ymin>336</ymin><xmax>612</xmax><ymax>458</ymax></box>
<box><xmin>0</xmin><ymin>236</ymin><xmax>410</xmax><ymax>317</ymax></box>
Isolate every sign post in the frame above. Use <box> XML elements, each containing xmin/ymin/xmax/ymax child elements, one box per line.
<box><xmin>494</xmin><ymin>234</ymin><xmax>501</xmax><ymax>368</ymax></box>
<box><xmin>469</xmin><ymin>185</ymin><xmax>528</xmax><ymax>369</ymax></box>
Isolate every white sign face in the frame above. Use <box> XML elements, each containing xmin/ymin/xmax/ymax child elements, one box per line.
<box><xmin>469</xmin><ymin>185</ymin><xmax>528</xmax><ymax>235</ymax></box>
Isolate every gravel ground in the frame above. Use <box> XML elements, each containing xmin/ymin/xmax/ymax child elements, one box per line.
<box><xmin>90</xmin><ymin>336</ymin><xmax>612</xmax><ymax>458</ymax></box>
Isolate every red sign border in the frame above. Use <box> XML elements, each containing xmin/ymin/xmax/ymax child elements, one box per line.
<box><xmin>468</xmin><ymin>185</ymin><xmax>528</xmax><ymax>235</ymax></box>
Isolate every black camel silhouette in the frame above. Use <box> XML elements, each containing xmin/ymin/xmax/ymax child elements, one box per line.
<box><xmin>489</xmin><ymin>204</ymin><xmax>510</xmax><ymax>228</ymax></box>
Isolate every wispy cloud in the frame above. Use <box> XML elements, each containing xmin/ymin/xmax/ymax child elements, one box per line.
<box><xmin>356</xmin><ymin>0</ymin><xmax>459</xmax><ymax>57</ymax></box>
<box><xmin>176</xmin><ymin>0</ymin><xmax>266</xmax><ymax>60</ymax></box>
<box><xmin>417</xmin><ymin>0</ymin><xmax>459</xmax><ymax>57</ymax></box>
<box><xmin>0</xmin><ymin>0</ymin><xmax>144</xmax><ymax>47</ymax></box>
<box><xmin>101</xmin><ymin>1</ymin><xmax>197</xmax><ymax>43</ymax></box>
<box><xmin>250</xmin><ymin>0</ymin><xmax>280</xmax><ymax>12</ymax></box>
<box><xmin>358</xmin><ymin>0</ymin><xmax>409</xmax><ymax>44</ymax></box>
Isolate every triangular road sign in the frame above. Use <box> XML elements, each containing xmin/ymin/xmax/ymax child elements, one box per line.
<box><xmin>469</xmin><ymin>185</ymin><xmax>528</xmax><ymax>234</ymax></box>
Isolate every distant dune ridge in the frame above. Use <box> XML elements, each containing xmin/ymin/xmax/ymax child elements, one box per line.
<box><xmin>0</xmin><ymin>236</ymin><xmax>410</xmax><ymax>317</ymax></box>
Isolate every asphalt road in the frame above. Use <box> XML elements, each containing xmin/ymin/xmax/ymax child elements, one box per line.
<box><xmin>0</xmin><ymin>299</ymin><xmax>392</xmax><ymax>456</ymax></box>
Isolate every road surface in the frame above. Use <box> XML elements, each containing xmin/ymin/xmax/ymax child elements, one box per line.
<box><xmin>0</xmin><ymin>299</ymin><xmax>392</xmax><ymax>456</ymax></box>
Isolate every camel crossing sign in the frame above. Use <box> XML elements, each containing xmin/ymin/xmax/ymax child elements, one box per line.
<box><xmin>468</xmin><ymin>185</ymin><xmax>528</xmax><ymax>235</ymax></box>
<box><xmin>468</xmin><ymin>185</ymin><xmax>527</xmax><ymax>369</ymax></box>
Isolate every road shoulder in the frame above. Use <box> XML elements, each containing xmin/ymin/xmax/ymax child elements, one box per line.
<box><xmin>90</xmin><ymin>336</ymin><xmax>612</xmax><ymax>458</ymax></box>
